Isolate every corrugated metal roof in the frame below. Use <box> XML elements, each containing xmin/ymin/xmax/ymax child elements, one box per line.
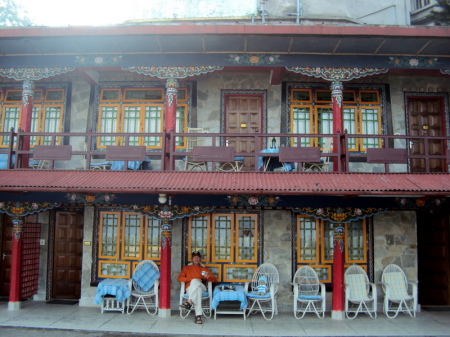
<box><xmin>0</xmin><ymin>170</ymin><xmax>449</xmax><ymax>196</ymax></box>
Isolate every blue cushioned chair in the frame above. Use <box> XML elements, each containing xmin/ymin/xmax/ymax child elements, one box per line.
<box><xmin>127</xmin><ymin>260</ymin><xmax>160</xmax><ymax>315</ymax></box>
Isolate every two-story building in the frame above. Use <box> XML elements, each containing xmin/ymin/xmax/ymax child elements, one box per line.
<box><xmin>0</xmin><ymin>0</ymin><xmax>449</xmax><ymax>318</ymax></box>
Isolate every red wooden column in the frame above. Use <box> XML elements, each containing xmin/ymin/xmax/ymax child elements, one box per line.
<box><xmin>331</xmin><ymin>224</ymin><xmax>345</xmax><ymax>319</ymax></box>
<box><xmin>163</xmin><ymin>78</ymin><xmax>178</xmax><ymax>170</ymax></box>
<box><xmin>331</xmin><ymin>81</ymin><xmax>343</xmax><ymax>172</ymax></box>
<box><xmin>19</xmin><ymin>81</ymin><xmax>34</xmax><ymax>168</ymax></box>
<box><xmin>159</xmin><ymin>219</ymin><xmax>172</xmax><ymax>317</ymax></box>
<box><xmin>8</xmin><ymin>218</ymin><xmax>23</xmax><ymax>310</ymax></box>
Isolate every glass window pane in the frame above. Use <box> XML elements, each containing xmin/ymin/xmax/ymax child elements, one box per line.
<box><xmin>146</xmin><ymin>219</ymin><xmax>161</xmax><ymax>259</ymax></box>
<box><xmin>100</xmin><ymin>213</ymin><xmax>119</xmax><ymax>258</ymax></box>
<box><xmin>123</xmin><ymin>214</ymin><xmax>141</xmax><ymax>259</ymax></box>
<box><xmin>347</xmin><ymin>220</ymin><xmax>364</xmax><ymax>261</ymax></box>
<box><xmin>213</xmin><ymin>215</ymin><xmax>232</xmax><ymax>261</ymax></box>
<box><xmin>298</xmin><ymin>217</ymin><xmax>318</xmax><ymax>261</ymax></box>
<box><xmin>99</xmin><ymin>106</ymin><xmax>118</xmax><ymax>146</ymax></box>
<box><xmin>143</xmin><ymin>105</ymin><xmax>162</xmax><ymax>147</ymax></box>
<box><xmin>123</xmin><ymin>106</ymin><xmax>141</xmax><ymax>146</ymax></box>
<box><xmin>323</xmin><ymin>222</ymin><xmax>334</xmax><ymax>261</ymax></box>
<box><xmin>191</xmin><ymin>215</ymin><xmax>208</xmax><ymax>261</ymax></box>
<box><xmin>236</xmin><ymin>215</ymin><xmax>256</xmax><ymax>261</ymax></box>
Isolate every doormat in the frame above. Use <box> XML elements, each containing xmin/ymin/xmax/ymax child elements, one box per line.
<box><xmin>422</xmin><ymin>306</ymin><xmax>450</xmax><ymax>311</ymax></box>
<box><xmin>47</xmin><ymin>300</ymin><xmax>79</xmax><ymax>305</ymax></box>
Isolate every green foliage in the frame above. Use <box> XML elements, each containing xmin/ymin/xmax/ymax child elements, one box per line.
<box><xmin>428</xmin><ymin>0</ymin><xmax>450</xmax><ymax>26</ymax></box>
<box><xmin>0</xmin><ymin>0</ymin><xmax>33</xmax><ymax>26</ymax></box>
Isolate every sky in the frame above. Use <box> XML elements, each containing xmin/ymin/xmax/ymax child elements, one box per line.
<box><xmin>14</xmin><ymin>0</ymin><xmax>257</xmax><ymax>27</ymax></box>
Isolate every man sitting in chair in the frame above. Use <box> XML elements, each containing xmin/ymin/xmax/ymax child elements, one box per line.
<box><xmin>178</xmin><ymin>251</ymin><xmax>217</xmax><ymax>324</ymax></box>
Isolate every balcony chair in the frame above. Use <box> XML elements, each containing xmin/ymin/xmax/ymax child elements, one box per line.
<box><xmin>184</xmin><ymin>127</ymin><xmax>208</xmax><ymax>171</ymax></box>
<box><xmin>29</xmin><ymin>160</ymin><xmax>48</xmax><ymax>169</ymax></box>
<box><xmin>179</xmin><ymin>279</ymin><xmax>213</xmax><ymax>319</ymax></box>
<box><xmin>292</xmin><ymin>266</ymin><xmax>326</xmax><ymax>319</ymax></box>
<box><xmin>245</xmin><ymin>263</ymin><xmax>279</xmax><ymax>320</ymax></box>
<box><xmin>381</xmin><ymin>264</ymin><xmax>418</xmax><ymax>318</ymax></box>
<box><xmin>127</xmin><ymin>260</ymin><xmax>160</xmax><ymax>315</ymax></box>
<box><xmin>303</xmin><ymin>137</ymin><xmax>332</xmax><ymax>172</ymax></box>
<box><xmin>344</xmin><ymin>265</ymin><xmax>377</xmax><ymax>319</ymax></box>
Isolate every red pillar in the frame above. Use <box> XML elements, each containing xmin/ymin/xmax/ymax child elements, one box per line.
<box><xmin>159</xmin><ymin>219</ymin><xmax>172</xmax><ymax>316</ymax></box>
<box><xmin>19</xmin><ymin>81</ymin><xmax>34</xmax><ymax>168</ymax></box>
<box><xmin>163</xmin><ymin>78</ymin><xmax>178</xmax><ymax>170</ymax></box>
<box><xmin>8</xmin><ymin>218</ymin><xmax>23</xmax><ymax>310</ymax></box>
<box><xmin>331</xmin><ymin>81</ymin><xmax>343</xmax><ymax>172</ymax></box>
<box><xmin>331</xmin><ymin>224</ymin><xmax>345</xmax><ymax>319</ymax></box>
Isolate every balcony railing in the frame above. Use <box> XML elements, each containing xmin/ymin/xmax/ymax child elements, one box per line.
<box><xmin>0</xmin><ymin>128</ymin><xmax>448</xmax><ymax>173</ymax></box>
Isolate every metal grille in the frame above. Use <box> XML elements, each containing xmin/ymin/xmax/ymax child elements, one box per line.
<box><xmin>21</xmin><ymin>222</ymin><xmax>41</xmax><ymax>299</ymax></box>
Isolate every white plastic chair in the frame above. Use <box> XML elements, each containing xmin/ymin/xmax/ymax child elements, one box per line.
<box><xmin>179</xmin><ymin>280</ymin><xmax>213</xmax><ymax>318</ymax></box>
<box><xmin>344</xmin><ymin>265</ymin><xmax>377</xmax><ymax>319</ymax></box>
<box><xmin>245</xmin><ymin>263</ymin><xmax>279</xmax><ymax>320</ymax></box>
<box><xmin>303</xmin><ymin>137</ymin><xmax>332</xmax><ymax>172</ymax></box>
<box><xmin>381</xmin><ymin>264</ymin><xmax>418</xmax><ymax>318</ymax></box>
<box><xmin>292</xmin><ymin>266</ymin><xmax>326</xmax><ymax>319</ymax></box>
<box><xmin>127</xmin><ymin>260</ymin><xmax>160</xmax><ymax>315</ymax></box>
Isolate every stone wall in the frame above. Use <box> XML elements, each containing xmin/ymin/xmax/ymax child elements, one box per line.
<box><xmin>373</xmin><ymin>210</ymin><xmax>418</xmax><ymax>306</ymax></box>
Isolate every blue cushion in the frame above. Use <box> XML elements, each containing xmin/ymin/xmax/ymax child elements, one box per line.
<box><xmin>299</xmin><ymin>295</ymin><xmax>322</xmax><ymax>300</ymax></box>
<box><xmin>132</xmin><ymin>263</ymin><xmax>160</xmax><ymax>292</ymax></box>
<box><xmin>246</xmin><ymin>291</ymin><xmax>271</xmax><ymax>299</ymax></box>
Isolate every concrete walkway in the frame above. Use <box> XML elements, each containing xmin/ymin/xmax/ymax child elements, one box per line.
<box><xmin>1</xmin><ymin>301</ymin><xmax>450</xmax><ymax>336</ymax></box>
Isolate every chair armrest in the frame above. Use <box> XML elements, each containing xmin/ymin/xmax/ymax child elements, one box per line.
<box><xmin>244</xmin><ymin>281</ymin><xmax>251</xmax><ymax>293</ymax></box>
<box><xmin>128</xmin><ymin>278</ymin><xmax>133</xmax><ymax>292</ymax></box>
<box><xmin>207</xmin><ymin>281</ymin><xmax>213</xmax><ymax>294</ymax></box>
<box><xmin>293</xmin><ymin>283</ymin><xmax>299</xmax><ymax>298</ymax></box>
<box><xmin>154</xmin><ymin>279</ymin><xmax>160</xmax><ymax>293</ymax></box>
<box><xmin>269</xmin><ymin>282</ymin><xmax>278</xmax><ymax>295</ymax></box>
<box><xmin>368</xmin><ymin>282</ymin><xmax>377</xmax><ymax>299</ymax></box>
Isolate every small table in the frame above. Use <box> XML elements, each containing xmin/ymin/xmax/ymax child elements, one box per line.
<box><xmin>94</xmin><ymin>278</ymin><xmax>131</xmax><ymax>313</ymax></box>
<box><xmin>258</xmin><ymin>149</ymin><xmax>294</xmax><ymax>172</ymax></box>
<box><xmin>212</xmin><ymin>284</ymin><xmax>247</xmax><ymax>320</ymax></box>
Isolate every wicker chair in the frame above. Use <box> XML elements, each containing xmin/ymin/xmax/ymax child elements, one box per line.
<box><xmin>344</xmin><ymin>265</ymin><xmax>377</xmax><ymax>319</ymax></box>
<box><xmin>381</xmin><ymin>264</ymin><xmax>418</xmax><ymax>318</ymax></box>
<box><xmin>245</xmin><ymin>263</ymin><xmax>279</xmax><ymax>320</ymax></box>
<box><xmin>179</xmin><ymin>280</ymin><xmax>213</xmax><ymax>318</ymax></box>
<box><xmin>127</xmin><ymin>260</ymin><xmax>160</xmax><ymax>315</ymax></box>
<box><xmin>293</xmin><ymin>266</ymin><xmax>326</xmax><ymax>319</ymax></box>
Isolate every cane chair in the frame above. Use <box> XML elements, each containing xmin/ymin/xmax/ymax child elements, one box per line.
<box><xmin>245</xmin><ymin>263</ymin><xmax>280</xmax><ymax>320</ymax></box>
<box><xmin>184</xmin><ymin>127</ymin><xmax>208</xmax><ymax>171</ymax></box>
<box><xmin>179</xmin><ymin>280</ymin><xmax>213</xmax><ymax>318</ymax></box>
<box><xmin>344</xmin><ymin>265</ymin><xmax>377</xmax><ymax>319</ymax></box>
<box><xmin>127</xmin><ymin>260</ymin><xmax>160</xmax><ymax>315</ymax></box>
<box><xmin>293</xmin><ymin>266</ymin><xmax>326</xmax><ymax>319</ymax></box>
<box><xmin>303</xmin><ymin>137</ymin><xmax>332</xmax><ymax>172</ymax></box>
<box><xmin>381</xmin><ymin>264</ymin><xmax>418</xmax><ymax>318</ymax></box>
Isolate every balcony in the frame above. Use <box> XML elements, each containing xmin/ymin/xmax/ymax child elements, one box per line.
<box><xmin>0</xmin><ymin>129</ymin><xmax>448</xmax><ymax>174</ymax></box>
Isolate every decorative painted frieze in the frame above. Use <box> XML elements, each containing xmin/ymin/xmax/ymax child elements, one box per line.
<box><xmin>0</xmin><ymin>202</ymin><xmax>61</xmax><ymax>217</ymax></box>
<box><xmin>292</xmin><ymin>207</ymin><xmax>386</xmax><ymax>223</ymax></box>
<box><xmin>65</xmin><ymin>193</ymin><xmax>117</xmax><ymax>204</ymax></box>
<box><xmin>120</xmin><ymin>204</ymin><xmax>215</xmax><ymax>221</ymax></box>
<box><xmin>228</xmin><ymin>54</ymin><xmax>282</xmax><ymax>65</ymax></box>
<box><xmin>0</xmin><ymin>67</ymin><xmax>75</xmax><ymax>80</ymax></box>
<box><xmin>388</xmin><ymin>57</ymin><xmax>440</xmax><ymax>68</ymax></box>
<box><xmin>75</xmin><ymin>55</ymin><xmax>123</xmax><ymax>66</ymax></box>
<box><xmin>122</xmin><ymin>66</ymin><xmax>223</xmax><ymax>78</ymax></box>
<box><xmin>285</xmin><ymin>67</ymin><xmax>388</xmax><ymax>81</ymax></box>
<box><xmin>226</xmin><ymin>195</ymin><xmax>280</xmax><ymax>207</ymax></box>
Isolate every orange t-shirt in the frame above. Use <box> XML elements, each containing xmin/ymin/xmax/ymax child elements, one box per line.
<box><xmin>177</xmin><ymin>264</ymin><xmax>217</xmax><ymax>289</ymax></box>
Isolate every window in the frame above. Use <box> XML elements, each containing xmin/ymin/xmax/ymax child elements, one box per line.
<box><xmin>290</xmin><ymin>88</ymin><xmax>382</xmax><ymax>151</ymax></box>
<box><xmin>97</xmin><ymin>87</ymin><xmax>189</xmax><ymax>149</ymax></box>
<box><xmin>0</xmin><ymin>88</ymin><xmax>65</xmax><ymax>147</ymax></box>
<box><xmin>295</xmin><ymin>215</ymin><xmax>369</xmax><ymax>283</ymax></box>
<box><xmin>186</xmin><ymin>212</ymin><xmax>260</xmax><ymax>282</ymax></box>
<box><xmin>97</xmin><ymin>210</ymin><xmax>161</xmax><ymax>279</ymax></box>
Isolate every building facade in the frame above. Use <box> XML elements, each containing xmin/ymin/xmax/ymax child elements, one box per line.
<box><xmin>0</xmin><ymin>0</ymin><xmax>449</xmax><ymax>318</ymax></box>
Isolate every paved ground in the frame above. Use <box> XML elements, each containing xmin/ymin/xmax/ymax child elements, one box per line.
<box><xmin>1</xmin><ymin>301</ymin><xmax>450</xmax><ymax>337</ymax></box>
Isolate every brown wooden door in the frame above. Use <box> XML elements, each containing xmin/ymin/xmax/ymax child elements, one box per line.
<box><xmin>417</xmin><ymin>211</ymin><xmax>450</xmax><ymax>306</ymax></box>
<box><xmin>225</xmin><ymin>95</ymin><xmax>262</xmax><ymax>170</ymax></box>
<box><xmin>0</xmin><ymin>219</ymin><xmax>13</xmax><ymax>298</ymax></box>
<box><xmin>407</xmin><ymin>97</ymin><xmax>446</xmax><ymax>172</ymax></box>
<box><xmin>52</xmin><ymin>211</ymin><xmax>83</xmax><ymax>300</ymax></box>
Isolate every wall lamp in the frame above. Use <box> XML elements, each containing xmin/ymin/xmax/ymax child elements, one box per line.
<box><xmin>158</xmin><ymin>194</ymin><xmax>167</xmax><ymax>204</ymax></box>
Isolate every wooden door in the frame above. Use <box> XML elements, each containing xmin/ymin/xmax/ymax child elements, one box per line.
<box><xmin>417</xmin><ymin>211</ymin><xmax>450</xmax><ymax>306</ymax></box>
<box><xmin>52</xmin><ymin>211</ymin><xmax>83</xmax><ymax>300</ymax></box>
<box><xmin>0</xmin><ymin>219</ymin><xmax>13</xmax><ymax>298</ymax></box>
<box><xmin>407</xmin><ymin>97</ymin><xmax>446</xmax><ymax>172</ymax></box>
<box><xmin>225</xmin><ymin>95</ymin><xmax>262</xmax><ymax>170</ymax></box>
